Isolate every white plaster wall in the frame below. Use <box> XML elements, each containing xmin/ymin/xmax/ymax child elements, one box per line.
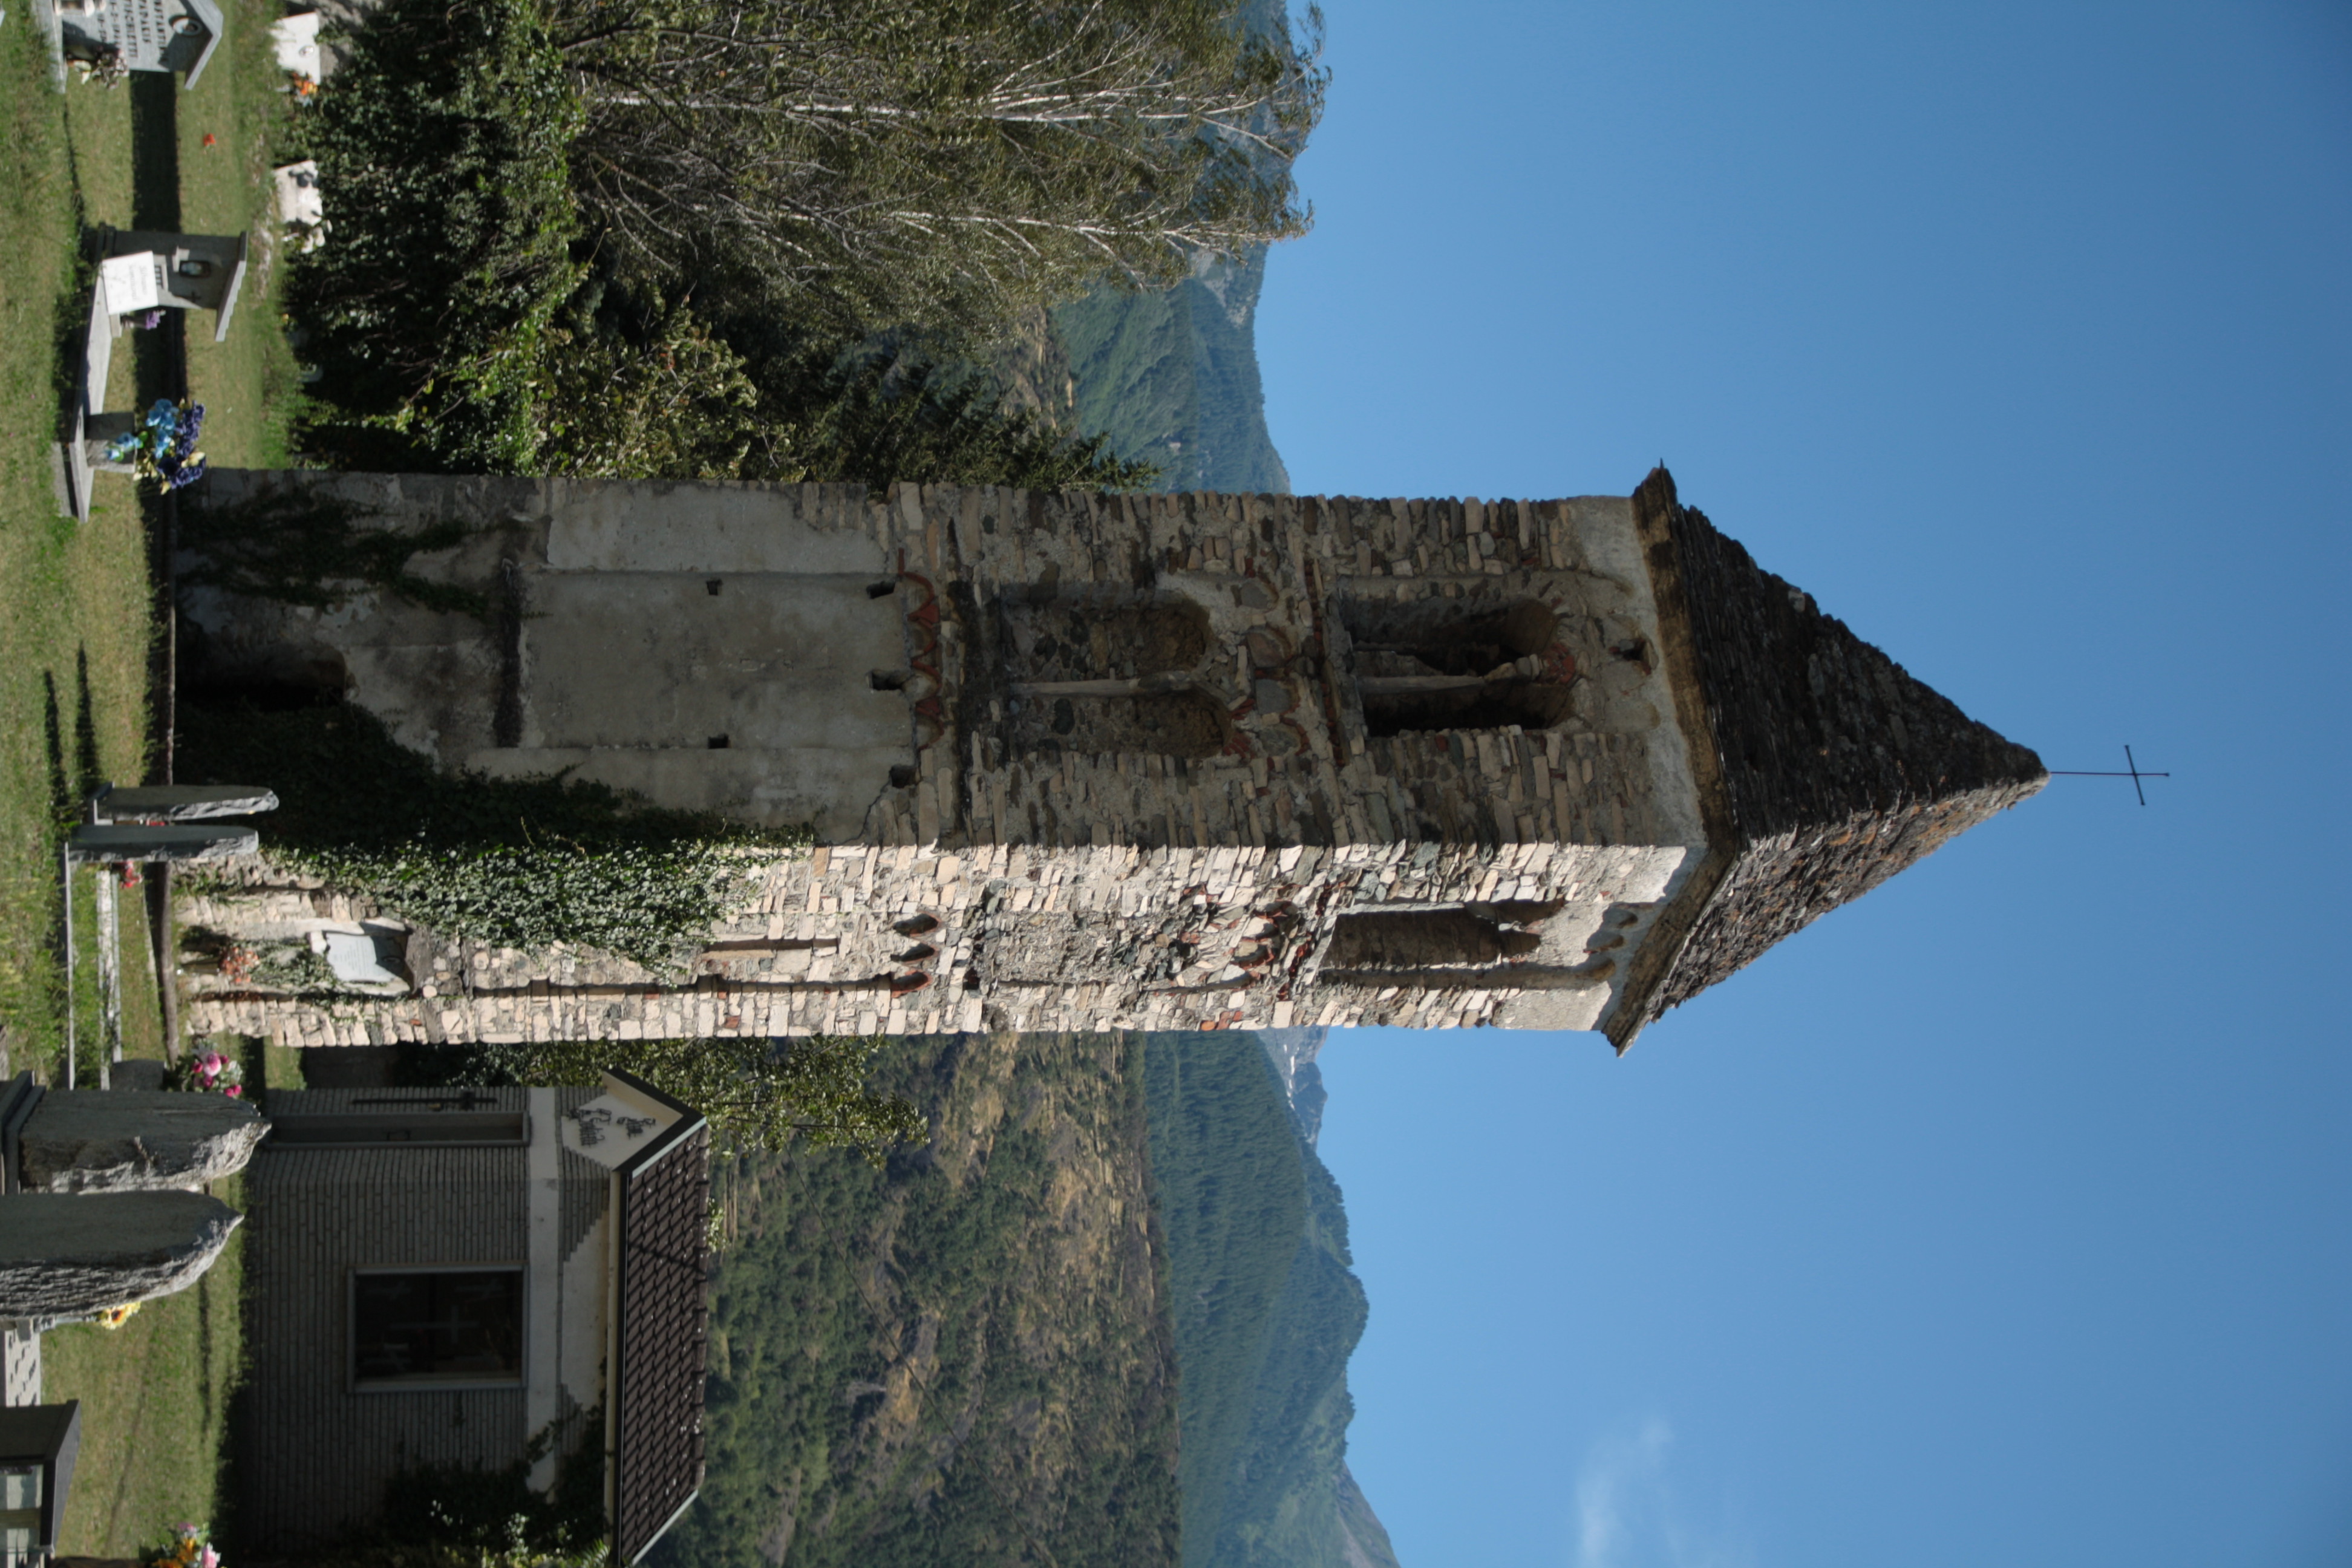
<box><xmin>541</xmin><ymin>479</ymin><xmax>886</xmax><ymax>575</ymax></box>
<box><xmin>1565</xmin><ymin>495</ymin><xmax>1708</xmax><ymax>849</ymax></box>
<box><xmin>522</xmin><ymin>574</ymin><xmax>905</xmax><ymax>752</ymax></box>
<box><xmin>556</xmin><ymin>1212</ymin><xmax>607</xmax><ymax>1436</ymax></box>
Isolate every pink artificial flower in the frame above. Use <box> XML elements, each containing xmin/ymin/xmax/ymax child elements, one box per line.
<box><xmin>223</xmin><ymin>1085</ymin><xmax>241</xmax><ymax>1098</ymax></box>
<box><xmin>200</xmin><ymin>1547</ymin><xmax>218</xmax><ymax>1568</ymax></box>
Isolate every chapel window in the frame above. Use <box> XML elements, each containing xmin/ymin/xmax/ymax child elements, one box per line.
<box><xmin>351</xmin><ymin>1267</ymin><xmax>525</xmax><ymax>1388</ymax></box>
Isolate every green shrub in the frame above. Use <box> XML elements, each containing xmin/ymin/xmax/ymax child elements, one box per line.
<box><xmin>397</xmin><ymin>1034</ymin><xmax>928</xmax><ymax>1166</ymax></box>
<box><xmin>287</xmin><ymin>0</ymin><xmax>584</xmax><ymax>472</ymax></box>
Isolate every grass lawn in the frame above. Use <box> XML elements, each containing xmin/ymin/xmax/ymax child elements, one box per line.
<box><xmin>2</xmin><ymin>5</ymin><xmax>307</xmax><ymax>1554</ymax></box>
<box><xmin>45</xmin><ymin>1021</ymin><xmax>293</xmax><ymax>1553</ymax></box>
<box><xmin>0</xmin><ymin>15</ymin><xmax>162</xmax><ymax>1088</ymax></box>
<box><xmin>1</xmin><ymin>0</ymin><xmax>305</xmax><ymax>1090</ymax></box>
<box><xmin>41</xmin><ymin>1173</ymin><xmax>246</xmax><ymax>1557</ymax></box>
<box><xmin>173</xmin><ymin>0</ymin><xmax>317</xmax><ymax>471</ymax></box>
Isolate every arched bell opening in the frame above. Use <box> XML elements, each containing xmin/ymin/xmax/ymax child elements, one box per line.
<box><xmin>1341</xmin><ymin>596</ymin><xmax>1557</xmax><ymax>676</ymax></box>
<box><xmin>1358</xmin><ymin>681</ymin><xmax>1576</xmax><ymax>738</ymax></box>
<box><xmin>1322</xmin><ymin>909</ymin><xmax>1542</xmax><ymax>969</ymax></box>
<box><xmin>1340</xmin><ymin>596</ymin><xmax>1574</xmax><ymax>736</ymax></box>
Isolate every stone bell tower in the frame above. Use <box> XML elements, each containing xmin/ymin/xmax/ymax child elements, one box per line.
<box><xmin>180</xmin><ymin>466</ymin><xmax>2043</xmax><ymax>1049</ymax></box>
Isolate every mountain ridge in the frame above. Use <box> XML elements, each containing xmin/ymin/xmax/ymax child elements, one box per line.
<box><xmin>1151</xmin><ymin>1030</ymin><xmax>1403</xmax><ymax>1568</ymax></box>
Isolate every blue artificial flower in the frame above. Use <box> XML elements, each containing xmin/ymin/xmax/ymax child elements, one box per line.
<box><xmin>169</xmin><ymin>401</ymin><xmax>204</xmax><ymax>459</ymax></box>
<box><xmin>145</xmin><ymin>397</ymin><xmax>178</xmax><ymax>432</ymax></box>
<box><xmin>169</xmin><ymin>456</ymin><xmax>207</xmax><ymax>490</ymax></box>
<box><xmin>105</xmin><ymin>433</ymin><xmax>142</xmax><ymax>463</ymax></box>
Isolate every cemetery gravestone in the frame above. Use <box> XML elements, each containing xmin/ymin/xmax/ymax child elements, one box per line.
<box><xmin>16</xmin><ymin>1091</ymin><xmax>268</xmax><ymax>1194</ymax></box>
<box><xmin>64</xmin><ymin>823</ymin><xmax>258</xmax><ymax>863</ymax></box>
<box><xmin>0</xmin><ymin>1192</ymin><xmax>241</xmax><ymax>1318</ymax></box>
<box><xmin>91</xmin><ymin>783</ymin><xmax>279</xmax><ymax>822</ymax></box>
<box><xmin>51</xmin><ymin>0</ymin><xmax>226</xmax><ymax>86</ymax></box>
<box><xmin>98</xmin><ymin>230</ymin><xmax>249</xmax><ymax>342</ymax></box>
<box><xmin>0</xmin><ymin>1402</ymin><xmax>79</xmax><ymax>1558</ymax></box>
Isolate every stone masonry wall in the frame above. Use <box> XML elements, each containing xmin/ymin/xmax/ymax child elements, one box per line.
<box><xmin>183</xmin><ymin>472</ymin><xmax>1718</xmax><ymax>1039</ymax></box>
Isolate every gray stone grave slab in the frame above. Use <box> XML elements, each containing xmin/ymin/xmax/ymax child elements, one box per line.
<box><xmin>0</xmin><ymin>1401</ymin><xmax>79</xmax><ymax>1551</ymax></box>
<box><xmin>53</xmin><ymin>0</ymin><xmax>226</xmax><ymax>85</ymax></box>
<box><xmin>64</xmin><ymin>823</ymin><xmax>257</xmax><ymax>863</ymax></box>
<box><xmin>106</xmin><ymin>1060</ymin><xmax>168</xmax><ymax>1093</ymax></box>
<box><xmin>0</xmin><ymin>1075</ymin><xmax>41</xmax><ymax>1196</ymax></box>
<box><xmin>18</xmin><ymin>1091</ymin><xmax>267</xmax><ymax>1194</ymax></box>
<box><xmin>91</xmin><ymin>783</ymin><xmax>278</xmax><ymax>822</ymax></box>
<box><xmin>99</xmin><ymin>229</ymin><xmax>249</xmax><ymax>341</ymax></box>
<box><xmin>0</xmin><ymin>1193</ymin><xmax>241</xmax><ymax>1318</ymax></box>
<box><xmin>56</xmin><ymin>284</ymin><xmax>114</xmax><ymax>523</ymax></box>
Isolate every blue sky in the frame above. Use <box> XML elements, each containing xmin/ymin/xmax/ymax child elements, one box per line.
<box><xmin>1255</xmin><ymin>2</ymin><xmax>2352</xmax><ymax>1565</ymax></box>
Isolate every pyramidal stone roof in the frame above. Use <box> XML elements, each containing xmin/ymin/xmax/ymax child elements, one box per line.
<box><xmin>1612</xmin><ymin>468</ymin><xmax>2047</xmax><ymax>1047</ymax></box>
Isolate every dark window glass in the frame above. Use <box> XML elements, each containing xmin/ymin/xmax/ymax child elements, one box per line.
<box><xmin>353</xmin><ymin>1270</ymin><xmax>524</xmax><ymax>1384</ymax></box>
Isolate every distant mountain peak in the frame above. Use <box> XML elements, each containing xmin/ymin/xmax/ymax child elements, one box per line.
<box><xmin>1255</xmin><ymin>1025</ymin><xmax>1330</xmax><ymax>1145</ymax></box>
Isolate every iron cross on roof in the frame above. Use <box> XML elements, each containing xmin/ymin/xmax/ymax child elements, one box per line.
<box><xmin>2049</xmin><ymin>745</ymin><xmax>2171</xmax><ymax>806</ymax></box>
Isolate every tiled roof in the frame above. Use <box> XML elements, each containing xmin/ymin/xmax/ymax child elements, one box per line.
<box><xmin>609</xmin><ymin>1074</ymin><xmax>711</xmax><ymax>1564</ymax></box>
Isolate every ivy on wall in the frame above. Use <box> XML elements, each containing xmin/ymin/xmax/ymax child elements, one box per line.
<box><xmin>178</xmin><ymin>705</ymin><xmax>808</xmax><ymax>970</ymax></box>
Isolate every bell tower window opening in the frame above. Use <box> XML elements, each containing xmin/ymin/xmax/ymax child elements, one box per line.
<box><xmin>1323</xmin><ymin>909</ymin><xmax>1542</xmax><ymax>971</ymax></box>
<box><xmin>1003</xmin><ymin>590</ymin><xmax>1228</xmax><ymax>757</ymax></box>
<box><xmin>1004</xmin><ymin>593</ymin><xmax>1210</xmax><ymax>684</ymax></box>
<box><xmin>1340</xmin><ymin>596</ymin><xmax>1573</xmax><ymax>737</ymax></box>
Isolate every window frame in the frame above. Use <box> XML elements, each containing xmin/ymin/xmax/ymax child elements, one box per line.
<box><xmin>347</xmin><ymin>1263</ymin><xmax>528</xmax><ymax>1394</ymax></box>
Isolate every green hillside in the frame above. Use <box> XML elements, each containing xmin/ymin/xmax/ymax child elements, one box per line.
<box><xmin>1144</xmin><ymin>1034</ymin><xmax>1403</xmax><ymax>1568</ymax></box>
<box><xmin>654</xmin><ymin>1031</ymin><xmax>1180</xmax><ymax>1568</ymax></box>
<box><xmin>1053</xmin><ymin>247</ymin><xmax>1293</xmax><ymax>495</ymax></box>
<box><xmin>650</xmin><ymin>1027</ymin><xmax>1394</xmax><ymax>1568</ymax></box>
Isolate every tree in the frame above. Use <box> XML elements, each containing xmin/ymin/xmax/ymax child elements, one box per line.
<box><xmin>286</xmin><ymin>0</ymin><xmax>1223</xmax><ymax>480</ymax></box>
<box><xmin>541</xmin><ymin>303</ymin><xmax>763</xmax><ymax>479</ymax></box>
<box><xmin>550</xmin><ymin>0</ymin><xmax>1326</xmax><ymax>338</ymax></box>
<box><xmin>413</xmin><ymin>1034</ymin><xmax>927</xmax><ymax>1166</ymax></box>
<box><xmin>740</xmin><ymin>340</ymin><xmax>1161</xmax><ymax>491</ymax></box>
<box><xmin>287</xmin><ymin>0</ymin><xmax>584</xmax><ymax>472</ymax></box>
